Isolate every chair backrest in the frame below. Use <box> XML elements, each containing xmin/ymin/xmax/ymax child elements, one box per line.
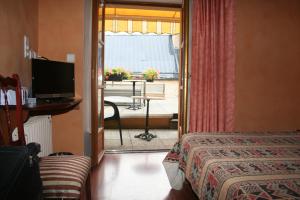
<box><xmin>0</xmin><ymin>74</ymin><xmax>26</xmax><ymax>146</ymax></box>
<box><xmin>104</xmin><ymin>100</ymin><xmax>120</xmax><ymax>120</ymax></box>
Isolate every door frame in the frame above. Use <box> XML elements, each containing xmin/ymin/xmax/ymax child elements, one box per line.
<box><xmin>91</xmin><ymin>0</ymin><xmax>190</xmax><ymax>156</ymax></box>
<box><xmin>91</xmin><ymin>0</ymin><xmax>106</xmax><ymax>166</ymax></box>
<box><xmin>179</xmin><ymin>0</ymin><xmax>189</xmax><ymax>136</ymax></box>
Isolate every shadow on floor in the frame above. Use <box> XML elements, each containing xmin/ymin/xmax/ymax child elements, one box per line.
<box><xmin>104</xmin><ymin>129</ymin><xmax>178</xmax><ymax>151</ymax></box>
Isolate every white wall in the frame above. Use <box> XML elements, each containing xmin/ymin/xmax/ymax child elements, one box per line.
<box><xmin>83</xmin><ymin>0</ymin><xmax>92</xmax><ymax>156</ymax></box>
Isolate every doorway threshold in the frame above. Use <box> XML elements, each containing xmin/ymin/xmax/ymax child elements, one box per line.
<box><xmin>105</xmin><ymin>149</ymin><xmax>170</xmax><ymax>154</ymax></box>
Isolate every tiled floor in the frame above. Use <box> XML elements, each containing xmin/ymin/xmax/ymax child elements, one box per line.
<box><xmin>105</xmin><ymin>99</ymin><xmax>177</xmax><ymax>118</ymax></box>
<box><xmin>104</xmin><ymin>129</ymin><xmax>178</xmax><ymax>151</ymax></box>
<box><xmin>104</xmin><ymin>80</ymin><xmax>178</xmax><ymax>118</ymax></box>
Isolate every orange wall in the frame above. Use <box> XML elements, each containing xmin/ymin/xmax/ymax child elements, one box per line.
<box><xmin>235</xmin><ymin>0</ymin><xmax>300</xmax><ymax>131</ymax></box>
<box><xmin>2</xmin><ymin>0</ymin><xmax>300</xmax><ymax>153</ymax></box>
<box><xmin>0</xmin><ymin>0</ymin><xmax>38</xmax><ymax>86</ymax></box>
<box><xmin>38</xmin><ymin>0</ymin><xmax>85</xmax><ymax>154</ymax></box>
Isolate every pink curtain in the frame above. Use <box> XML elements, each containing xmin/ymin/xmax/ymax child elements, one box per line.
<box><xmin>189</xmin><ymin>0</ymin><xmax>235</xmax><ymax>132</ymax></box>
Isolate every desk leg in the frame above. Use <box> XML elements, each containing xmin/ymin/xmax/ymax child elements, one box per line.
<box><xmin>134</xmin><ymin>99</ymin><xmax>156</xmax><ymax>141</ymax></box>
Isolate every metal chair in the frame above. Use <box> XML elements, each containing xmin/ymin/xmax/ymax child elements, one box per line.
<box><xmin>104</xmin><ymin>100</ymin><xmax>123</xmax><ymax>145</ymax></box>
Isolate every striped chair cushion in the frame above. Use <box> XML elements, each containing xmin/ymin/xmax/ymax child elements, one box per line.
<box><xmin>40</xmin><ymin>155</ymin><xmax>91</xmax><ymax>199</ymax></box>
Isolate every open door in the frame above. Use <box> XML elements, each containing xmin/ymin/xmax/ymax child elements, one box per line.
<box><xmin>178</xmin><ymin>0</ymin><xmax>189</xmax><ymax>137</ymax></box>
<box><xmin>91</xmin><ymin>0</ymin><xmax>105</xmax><ymax>166</ymax></box>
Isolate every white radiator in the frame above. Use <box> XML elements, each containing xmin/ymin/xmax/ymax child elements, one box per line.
<box><xmin>24</xmin><ymin>115</ymin><xmax>53</xmax><ymax>157</ymax></box>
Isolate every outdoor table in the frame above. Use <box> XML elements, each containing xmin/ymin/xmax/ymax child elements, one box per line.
<box><xmin>123</xmin><ymin>80</ymin><xmax>146</xmax><ymax>110</ymax></box>
<box><xmin>131</xmin><ymin>96</ymin><xmax>165</xmax><ymax>141</ymax></box>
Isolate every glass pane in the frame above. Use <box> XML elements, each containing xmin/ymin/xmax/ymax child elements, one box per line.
<box><xmin>98</xmin><ymin>5</ymin><xmax>104</xmax><ymax>129</ymax></box>
<box><xmin>98</xmin><ymin>6</ymin><xmax>103</xmax><ymax>32</ymax></box>
<box><xmin>97</xmin><ymin>47</ymin><xmax>102</xmax><ymax>130</ymax></box>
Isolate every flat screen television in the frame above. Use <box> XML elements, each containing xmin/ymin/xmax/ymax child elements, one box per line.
<box><xmin>31</xmin><ymin>58</ymin><xmax>75</xmax><ymax>99</ymax></box>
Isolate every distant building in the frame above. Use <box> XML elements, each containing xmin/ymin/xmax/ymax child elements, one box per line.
<box><xmin>104</xmin><ymin>32</ymin><xmax>179</xmax><ymax>79</ymax></box>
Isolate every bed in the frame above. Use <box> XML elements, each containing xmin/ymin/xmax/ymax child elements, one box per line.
<box><xmin>163</xmin><ymin>132</ymin><xmax>300</xmax><ymax>199</ymax></box>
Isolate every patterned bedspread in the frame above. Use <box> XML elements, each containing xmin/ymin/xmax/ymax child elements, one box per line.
<box><xmin>163</xmin><ymin>132</ymin><xmax>300</xmax><ymax>199</ymax></box>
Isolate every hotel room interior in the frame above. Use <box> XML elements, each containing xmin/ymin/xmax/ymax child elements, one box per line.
<box><xmin>0</xmin><ymin>0</ymin><xmax>300</xmax><ymax>199</ymax></box>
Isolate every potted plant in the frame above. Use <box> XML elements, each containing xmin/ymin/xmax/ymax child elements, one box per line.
<box><xmin>104</xmin><ymin>68</ymin><xmax>112</xmax><ymax>81</ymax></box>
<box><xmin>105</xmin><ymin>67</ymin><xmax>131</xmax><ymax>81</ymax></box>
<box><xmin>143</xmin><ymin>67</ymin><xmax>159</xmax><ymax>82</ymax></box>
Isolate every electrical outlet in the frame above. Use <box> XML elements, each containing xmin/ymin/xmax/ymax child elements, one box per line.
<box><xmin>67</xmin><ymin>53</ymin><xmax>75</xmax><ymax>63</ymax></box>
<box><xmin>24</xmin><ymin>35</ymin><xmax>30</xmax><ymax>58</ymax></box>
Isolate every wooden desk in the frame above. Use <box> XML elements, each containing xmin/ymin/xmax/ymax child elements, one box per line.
<box><xmin>25</xmin><ymin>98</ymin><xmax>82</xmax><ymax>116</ymax></box>
<box><xmin>0</xmin><ymin>98</ymin><xmax>82</xmax><ymax>144</ymax></box>
<box><xmin>1</xmin><ymin>98</ymin><xmax>81</xmax><ymax>112</ymax></box>
<box><xmin>0</xmin><ymin>98</ymin><xmax>81</xmax><ymax>125</ymax></box>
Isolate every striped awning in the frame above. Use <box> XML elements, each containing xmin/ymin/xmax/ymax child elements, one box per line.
<box><xmin>100</xmin><ymin>7</ymin><xmax>181</xmax><ymax>34</ymax></box>
<box><xmin>105</xmin><ymin>7</ymin><xmax>180</xmax><ymax>22</ymax></box>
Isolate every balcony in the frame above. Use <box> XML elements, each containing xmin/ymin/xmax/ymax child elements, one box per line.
<box><xmin>104</xmin><ymin>80</ymin><xmax>178</xmax><ymax>151</ymax></box>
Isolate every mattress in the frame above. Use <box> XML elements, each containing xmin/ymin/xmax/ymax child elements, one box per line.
<box><xmin>163</xmin><ymin>132</ymin><xmax>300</xmax><ymax>199</ymax></box>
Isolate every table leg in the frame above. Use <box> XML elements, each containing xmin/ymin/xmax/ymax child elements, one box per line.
<box><xmin>127</xmin><ymin>81</ymin><xmax>141</xmax><ymax>110</ymax></box>
<box><xmin>143</xmin><ymin>81</ymin><xmax>146</xmax><ymax>106</ymax></box>
<box><xmin>133</xmin><ymin>81</ymin><xmax>136</xmax><ymax>107</ymax></box>
<box><xmin>145</xmin><ymin>98</ymin><xmax>150</xmax><ymax>134</ymax></box>
<box><xmin>134</xmin><ymin>99</ymin><xmax>157</xmax><ymax>141</ymax></box>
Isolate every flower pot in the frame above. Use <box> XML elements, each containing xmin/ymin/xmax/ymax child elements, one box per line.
<box><xmin>108</xmin><ymin>74</ymin><xmax>123</xmax><ymax>81</ymax></box>
<box><xmin>146</xmin><ymin>79</ymin><xmax>154</xmax><ymax>82</ymax></box>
